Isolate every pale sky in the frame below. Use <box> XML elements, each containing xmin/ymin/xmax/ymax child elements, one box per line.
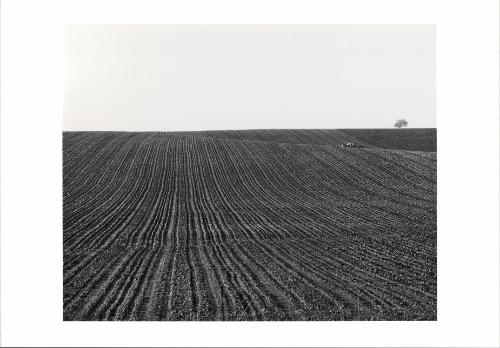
<box><xmin>64</xmin><ymin>25</ymin><xmax>435</xmax><ymax>131</ymax></box>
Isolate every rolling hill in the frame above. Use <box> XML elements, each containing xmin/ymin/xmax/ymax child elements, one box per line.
<box><xmin>63</xmin><ymin>129</ymin><xmax>437</xmax><ymax>321</ymax></box>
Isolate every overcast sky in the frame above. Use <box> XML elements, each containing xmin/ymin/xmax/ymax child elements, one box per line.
<box><xmin>64</xmin><ymin>25</ymin><xmax>435</xmax><ymax>131</ymax></box>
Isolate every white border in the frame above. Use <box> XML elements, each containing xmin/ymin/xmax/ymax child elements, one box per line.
<box><xmin>1</xmin><ymin>0</ymin><xmax>499</xmax><ymax>347</ymax></box>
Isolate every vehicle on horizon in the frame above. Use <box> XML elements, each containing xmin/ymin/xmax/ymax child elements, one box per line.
<box><xmin>341</xmin><ymin>142</ymin><xmax>364</xmax><ymax>148</ymax></box>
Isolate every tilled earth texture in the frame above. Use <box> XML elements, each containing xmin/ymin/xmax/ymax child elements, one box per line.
<box><xmin>63</xmin><ymin>129</ymin><xmax>437</xmax><ymax>321</ymax></box>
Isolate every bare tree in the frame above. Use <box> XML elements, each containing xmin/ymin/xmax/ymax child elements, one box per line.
<box><xmin>394</xmin><ymin>119</ymin><xmax>408</xmax><ymax>128</ymax></box>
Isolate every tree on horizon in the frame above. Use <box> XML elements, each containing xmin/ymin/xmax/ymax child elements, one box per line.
<box><xmin>394</xmin><ymin>119</ymin><xmax>408</xmax><ymax>128</ymax></box>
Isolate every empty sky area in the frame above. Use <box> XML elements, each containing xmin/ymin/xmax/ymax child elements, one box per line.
<box><xmin>64</xmin><ymin>25</ymin><xmax>435</xmax><ymax>131</ymax></box>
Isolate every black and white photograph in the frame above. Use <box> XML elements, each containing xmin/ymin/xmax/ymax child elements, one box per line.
<box><xmin>1</xmin><ymin>0</ymin><xmax>499</xmax><ymax>346</ymax></box>
<box><xmin>63</xmin><ymin>24</ymin><xmax>437</xmax><ymax>321</ymax></box>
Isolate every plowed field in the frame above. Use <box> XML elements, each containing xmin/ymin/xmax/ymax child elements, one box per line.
<box><xmin>63</xmin><ymin>129</ymin><xmax>437</xmax><ymax>321</ymax></box>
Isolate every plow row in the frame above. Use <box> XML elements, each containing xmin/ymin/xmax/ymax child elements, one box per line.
<box><xmin>63</xmin><ymin>129</ymin><xmax>437</xmax><ymax>321</ymax></box>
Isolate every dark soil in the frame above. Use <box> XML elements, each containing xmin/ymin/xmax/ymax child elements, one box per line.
<box><xmin>63</xmin><ymin>129</ymin><xmax>437</xmax><ymax>321</ymax></box>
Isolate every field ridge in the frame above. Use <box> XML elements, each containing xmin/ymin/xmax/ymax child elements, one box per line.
<box><xmin>63</xmin><ymin>129</ymin><xmax>437</xmax><ymax>321</ymax></box>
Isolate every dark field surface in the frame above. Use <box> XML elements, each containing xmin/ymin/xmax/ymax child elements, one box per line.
<box><xmin>340</xmin><ymin>128</ymin><xmax>437</xmax><ymax>152</ymax></box>
<box><xmin>63</xmin><ymin>129</ymin><xmax>437</xmax><ymax>321</ymax></box>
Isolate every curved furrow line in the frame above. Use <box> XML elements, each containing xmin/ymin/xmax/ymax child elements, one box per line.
<box><xmin>183</xmin><ymin>139</ymin><xmax>233</xmax><ymax>320</ymax></box>
<box><xmin>179</xmin><ymin>135</ymin><xmax>434</xmax><ymax>224</ymax></box>
<box><xmin>64</xmin><ymin>134</ymin><xmax>162</xmax><ymax>251</ymax></box>
<box><xmin>63</xmin><ymin>136</ymin><xmax>162</xmax><ymax>285</ymax></box>
<box><xmin>261</xmin><ymin>139</ymin><xmax>436</xmax><ymax>199</ymax></box>
<box><xmin>63</xmin><ymin>132</ymin><xmax>99</xmax><ymax>167</ymax></box>
<box><xmin>154</xmin><ymin>139</ymin><xmax>203</xmax><ymax>321</ymax></box>
<box><xmin>385</xmin><ymin>149</ymin><xmax>437</xmax><ymax>171</ymax></box>
<box><xmin>280</xmin><ymin>237</ymin><xmax>436</xmax><ymax>302</ymax></box>
<box><xmin>188</xmin><ymin>140</ymin><xmax>277</xmax><ymax>319</ymax></box>
<box><xmin>189</xmin><ymin>202</ymin><xmax>256</xmax><ymax>321</ymax></box>
<box><xmin>245</xmin><ymin>238</ymin><xmax>355</xmax><ymax>316</ymax></box>
<box><xmin>205</xmin><ymin>140</ymin><xmax>396</xmax><ymax>251</ymax></box>
<box><xmin>125</xmin><ymin>136</ymin><xmax>173</xmax><ymax>248</ymax></box>
<box><xmin>64</xmin><ymin>133</ymin><xmax>156</xmax><ymax>220</ymax></box>
<box><xmin>265</xmin><ymin>238</ymin><xmax>407</xmax><ymax>315</ymax></box>
<box><xmin>223</xmin><ymin>140</ymin><xmax>374</xmax><ymax>227</ymax></box>
<box><xmin>63</xmin><ymin>132</ymin><xmax>145</xmax><ymax>204</ymax></box>
<box><xmin>291</xmin><ymin>151</ymin><xmax>435</xmax><ymax>226</ymax></box>
<box><xmin>112</xmin><ymin>136</ymin><xmax>182</xmax><ymax>315</ymax></box>
<box><xmin>368</xmin><ymin>147</ymin><xmax>437</xmax><ymax>174</ymax></box>
<box><xmin>63</xmin><ymin>132</ymin><xmax>110</xmax><ymax>173</ymax></box>
<box><xmin>197</xmin><ymin>139</ymin><xmax>314</xmax><ymax>315</ymax></box>
<box><xmin>64</xmin><ymin>133</ymin><xmax>157</xmax><ymax>244</ymax></box>
<box><xmin>200</xmin><ymin>140</ymin><xmax>310</xmax><ymax>314</ymax></box>
<box><xmin>128</xmin><ymin>248</ymin><xmax>170</xmax><ymax>320</ymax></box>
<box><xmin>341</xmin><ymin>147</ymin><xmax>436</xmax><ymax>186</ymax></box>
<box><xmin>63</xmin><ymin>133</ymin><xmax>296</xmax><ymax>318</ymax></box>
<box><xmin>188</xmin><ymin>138</ymin><xmax>273</xmax><ymax>320</ymax></box>
<box><xmin>141</xmin><ymin>241</ymin><xmax>175</xmax><ymax>320</ymax></box>
<box><xmin>63</xmin><ymin>134</ymin><xmax>145</xmax><ymax>225</ymax></box>
<box><xmin>93</xmin><ymin>247</ymin><xmax>154</xmax><ymax>320</ymax></box>
<box><xmin>212</xmin><ymin>140</ymin><xmax>350</xmax><ymax>243</ymax></box>
<box><xmin>184</xmin><ymin>215</ymin><xmax>203</xmax><ymax>319</ymax></box>
<box><xmin>403</xmin><ymin>150</ymin><xmax>437</xmax><ymax>162</ymax></box>
<box><xmin>110</xmin><ymin>248</ymin><xmax>164</xmax><ymax>320</ymax></box>
<box><xmin>317</xmin><ymin>144</ymin><xmax>437</xmax><ymax>188</ymax></box>
<box><xmin>81</xmin><ymin>246</ymin><xmax>151</xmax><ymax>320</ymax></box>
<box><xmin>152</xmin><ymin>139</ymin><xmax>184</xmax><ymax>320</ymax></box>
<box><xmin>63</xmin><ymin>246</ymin><xmax>134</xmax><ymax>308</ymax></box>
<box><xmin>195</xmin><ymin>145</ymin><xmax>430</xmax><ymax>260</ymax></box>
<box><xmin>255</xmin><ymin>218</ymin><xmax>435</xmax><ymax>285</ymax></box>
<box><xmin>304</xmin><ymin>145</ymin><xmax>436</xmax><ymax>204</ymax></box>
<box><xmin>225</xmin><ymin>140</ymin><xmax>393</xmax><ymax>223</ymax></box>
<box><xmin>197</xmin><ymin>135</ymin><xmax>436</xmax><ymax>310</ymax></box>
<box><xmin>65</xmin><ymin>247</ymin><xmax>143</xmax><ymax>320</ymax></box>
<box><xmin>229</xmin><ymin>140</ymin><xmax>423</xmax><ymax>229</ymax></box>
<box><xmin>63</xmin><ymin>133</ymin><xmax>131</xmax><ymax>192</ymax></box>
<box><xmin>161</xmin><ymin>224</ymin><xmax>434</xmax><ymax>316</ymax></box>
<box><xmin>142</xmin><ymin>136</ymin><xmax>180</xmax><ymax>248</ymax></box>
<box><xmin>303</xmin><ymin>148</ymin><xmax>437</xmax><ymax>219</ymax></box>
<box><xmin>275</xmin><ymin>240</ymin><xmax>434</xmax><ymax>319</ymax></box>
<box><xmin>280</xmin><ymin>145</ymin><xmax>436</xmax><ymax>223</ymax></box>
<box><xmin>163</xmin><ymin>230</ymin><xmax>198</xmax><ymax>320</ymax></box>
<box><xmin>183</xmin><ymin>159</ymin><xmax>344</xmax><ymax>316</ymax></box>
<box><xmin>243</xmin><ymin>224</ymin><xmax>415</xmax><ymax>311</ymax></box>
<box><xmin>246</xmin><ymin>220</ymin><xmax>436</xmax><ymax>269</ymax></box>
<box><xmin>63</xmin><ymin>130</ymin><xmax>437</xmax><ymax>321</ymax></box>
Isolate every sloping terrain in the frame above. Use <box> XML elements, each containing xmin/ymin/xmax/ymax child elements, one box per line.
<box><xmin>63</xmin><ymin>129</ymin><xmax>437</xmax><ymax>321</ymax></box>
<box><xmin>339</xmin><ymin>128</ymin><xmax>437</xmax><ymax>152</ymax></box>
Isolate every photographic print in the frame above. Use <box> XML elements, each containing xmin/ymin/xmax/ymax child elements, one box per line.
<box><xmin>63</xmin><ymin>25</ymin><xmax>436</xmax><ymax>321</ymax></box>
